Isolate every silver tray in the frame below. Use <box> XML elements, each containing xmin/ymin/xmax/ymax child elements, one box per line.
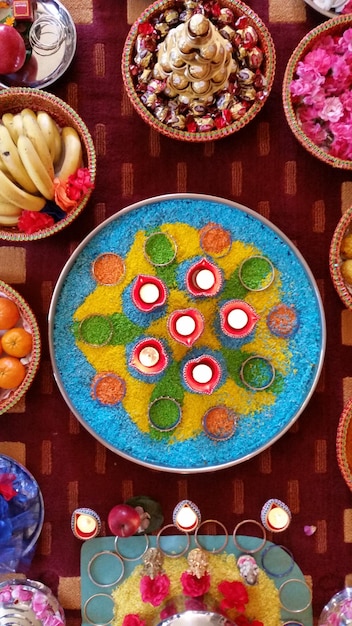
<box><xmin>0</xmin><ymin>0</ymin><xmax>76</xmax><ymax>89</ymax></box>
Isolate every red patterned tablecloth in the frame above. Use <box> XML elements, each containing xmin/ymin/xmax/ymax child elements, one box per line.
<box><xmin>1</xmin><ymin>1</ymin><xmax>352</xmax><ymax>624</ymax></box>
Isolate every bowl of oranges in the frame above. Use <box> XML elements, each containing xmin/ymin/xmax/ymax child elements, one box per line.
<box><xmin>0</xmin><ymin>280</ymin><xmax>41</xmax><ymax>414</ymax></box>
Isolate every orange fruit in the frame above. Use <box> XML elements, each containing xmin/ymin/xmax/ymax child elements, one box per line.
<box><xmin>1</xmin><ymin>327</ymin><xmax>32</xmax><ymax>358</ymax></box>
<box><xmin>0</xmin><ymin>356</ymin><xmax>26</xmax><ymax>389</ymax></box>
<box><xmin>0</xmin><ymin>297</ymin><xmax>20</xmax><ymax>330</ymax></box>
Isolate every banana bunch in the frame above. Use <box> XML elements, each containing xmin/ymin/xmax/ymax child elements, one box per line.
<box><xmin>0</xmin><ymin>107</ymin><xmax>83</xmax><ymax>228</ymax></box>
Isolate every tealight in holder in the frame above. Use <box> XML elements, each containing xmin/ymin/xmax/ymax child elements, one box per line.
<box><xmin>168</xmin><ymin>308</ymin><xmax>205</xmax><ymax>347</ymax></box>
<box><xmin>183</xmin><ymin>354</ymin><xmax>221</xmax><ymax>394</ymax></box>
<box><xmin>130</xmin><ymin>338</ymin><xmax>168</xmax><ymax>376</ymax></box>
<box><xmin>131</xmin><ymin>275</ymin><xmax>167</xmax><ymax>312</ymax></box>
<box><xmin>261</xmin><ymin>499</ymin><xmax>292</xmax><ymax>533</ymax></box>
<box><xmin>186</xmin><ymin>258</ymin><xmax>223</xmax><ymax>297</ymax></box>
<box><xmin>220</xmin><ymin>300</ymin><xmax>259</xmax><ymax>338</ymax></box>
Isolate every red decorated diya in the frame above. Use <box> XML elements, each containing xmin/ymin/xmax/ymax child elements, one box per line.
<box><xmin>186</xmin><ymin>258</ymin><xmax>223</xmax><ymax>297</ymax></box>
<box><xmin>131</xmin><ymin>275</ymin><xmax>167</xmax><ymax>312</ymax></box>
<box><xmin>220</xmin><ymin>300</ymin><xmax>259</xmax><ymax>338</ymax></box>
<box><xmin>183</xmin><ymin>354</ymin><xmax>221</xmax><ymax>394</ymax></box>
<box><xmin>130</xmin><ymin>338</ymin><xmax>168</xmax><ymax>375</ymax></box>
<box><xmin>168</xmin><ymin>308</ymin><xmax>205</xmax><ymax>347</ymax></box>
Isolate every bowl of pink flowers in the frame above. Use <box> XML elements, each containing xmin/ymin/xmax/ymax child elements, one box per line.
<box><xmin>283</xmin><ymin>15</ymin><xmax>352</xmax><ymax>169</ymax></box>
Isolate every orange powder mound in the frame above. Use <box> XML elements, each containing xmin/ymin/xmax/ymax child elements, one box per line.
<box><xmin>92</xmin><ymin>253</ymin><xmax>125</xmax><ymax>285</ymax></box>
<box><xmin>91</xmin><ymin>372</ymin><xmax>126</xmax><ymax>405</ymax></box>
<box><xmin>200</xmin><ymin>223</ymin><xmax>232</xmax><ymax>256</ymax></box>
<box><xmin>203</xmin><ymin>407</ymin><xmax>236</xmax><ymax>440</ymax></box>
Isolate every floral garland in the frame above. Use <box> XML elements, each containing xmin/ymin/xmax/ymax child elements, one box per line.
<box><xmin>290</xmin><ymin>25</ymin><xmax>352</xmax><ymax>160</ymax></box>
<box><xmin>17</xmin><ymin>167</ymin><xmax>94</xmax><ymax>235</ymax></box>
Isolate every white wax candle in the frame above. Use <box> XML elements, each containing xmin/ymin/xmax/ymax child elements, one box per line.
<box><xmin>227</xmin><ymin>308</ymin><xmax>248</xmax><ymax>330</ymax></box>
<box><xmin>195</xmin><ymin>269</ymin><xmax>215</xmax><ymax>290</ymax></box>
<box><xmin>175</xmin><ymin>505</ymin><xmax>198</xmax><ymax>531</ymax></box>
<box><xmin>139</xmin><ymin>346</ymin><xmax>160</xmax><ymax>367</ymax></box>
<box><xmin>76</xmin><ymin>514</ymin><xmax>97</xmax><ymax>534</ymax></box>
<box><xmin>192</xmin><ymin>363</ymin><xmax>212</xmax><ymax>383</ymax></box>
<box><xmin>139</xmin><ymin>283</ymin><xmax>160</xmax><ymax>304</ymax></box>
<box><xmin>175</xmin><ymin>315</ymin><xmax>196</xmax><ymax>336</ymax></box>
<box><xmin>267</xmin><ymin>506</ymin><xmax>290</xmax><ymax>530</ymax></box>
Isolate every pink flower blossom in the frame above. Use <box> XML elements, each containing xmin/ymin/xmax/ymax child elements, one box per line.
<box><xmin>180</xmin><ymin>571</ymin><xmax>211</xmax><ymax>598</ymax></box>
<box><xmin>122</xmin><ymin>614</ymin><xmax>146</xmax><ymax>626</ymax></box>
<box><xmin>290</xmin><ymin>25</ymin><xmax>352</xmax><ymax>160</ymax></box>
<box><xmin>140</xmin><ymin>574</ymin><xmax>170</xmax><ymax>607</ymax></box>
<box><xmin>218</xmin><ymin>580</ymin><xmax>249</xmax><ymax>614</ymax></box>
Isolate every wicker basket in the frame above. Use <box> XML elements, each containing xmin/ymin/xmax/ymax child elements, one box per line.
<box><xmin>336</xmin><ymin>398</ymin><xmax>352</xmax><ymax>493</ymax></box>
<box><xmin>0</xmin><ymin>280</ymin><xmax>41</xmax><ymax>415</ymax></box>
<box><xmin>329</xmin><ymin>206</ymin><xmax>352</xmax><ymax>309</ymax></box>
<box><xmin>0</xmin><ymin>87</ymin><xmax>96</xmax><ymax>242</ymax></box>
<box><xmin>121</xmin><ymin>0</ymin><xmax>276</xmax><ymax>142</ymax></box>
<box><xmin>282</xmin><ymin>15</ymin><xmax>352</xmax><ymax>170</ymax></box>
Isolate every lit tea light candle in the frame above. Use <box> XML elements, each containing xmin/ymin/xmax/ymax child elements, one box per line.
<box><xmin>192</xmin><ymin>363</ymin><xmax>213</xmax><ymax>384</ymax></box>
<box><xmin>71</xmin><ymin>507</ymin><xmax>101</xmax><ymax>540</ymax></box>
<box><xmin>228</xmin><ymin>308</ymin><xmax>249</xmax><ymax>330</ymax></box>
<box><xmin>173</xmin><ymin>500</ymin><xmax>201</xmax><ymax>532</ymax></box>
<box><xmin>139</xmin><ymin>282</ymin><xmax>160</xmax><ymax>304</ymax></box>
<box><xmin>139</xmin><ymin>346</ymin><xmax>160</xmax><ymax>367</ymax></box>
<box><xmin>175</xmin><ymin>314</ymin><xmax>196</xmax><ymax>336</ymax></box>
<box><xmin>261</xmin><ymin>499</ymin><xmax>291</xmax><ymax>533</ymax></box>
<box><xmin>195</xmin><ymin>268</ymin><xmax>215</xmax><ymax>290</ymax></box>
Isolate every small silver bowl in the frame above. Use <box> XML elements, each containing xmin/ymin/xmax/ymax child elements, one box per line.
<box><xmin>157</xmin><ymin>611</ymin><xmax>235</xmax><ymax>626</ymax></box>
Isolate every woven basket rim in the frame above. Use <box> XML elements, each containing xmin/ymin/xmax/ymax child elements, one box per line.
<box><xmin>0</xmin><ymin>87</ymin><xmax>96</xmax><ymax>242</ymax></box>
<box><xmin>0</xmin><ymin>280</ymin><xmax>41</xmax><ymax>415</ymax></box>
<box><xmin>121</xmin><ymin>0</ymin><xmax>276</xmax><ymax>143</ymax></box>
<box><xmin>329</xmin><ymin>205</ymin><xmax>352</xmax><ymax>309</ymax></box>
<box><xmin>282</xmin><ymin>14</ymin><xmax>352</xmax><ymax>170</ymax></box>
<box><xmin>336</xmin><ymin>397</ymin><xmax>352</xmax><ymax>492</ymax></box>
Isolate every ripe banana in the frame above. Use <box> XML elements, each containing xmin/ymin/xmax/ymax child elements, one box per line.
<box><xmin>0</xmin><ymin>213</ymin><xmax>21</xmax><ymax>227</ymax></box>
<box><xmin>0</xmin><ymin>169</ymin><xmax>46</xmax><ymax>212</ymax></box>
<box><xmin>36</xmin><ymin>111</ymin><xmax>62</xmax><ymax>164</ymax></box>
<box><xmin>0</xmin><ymin>201</ymin><xmax>22</xmax><ymax>216</ymax></box>
<box><xmin>2</xmin><ymin>113</ymin><xmax>18</xmax><ymax>143</ymax></box>
<box><xmin>21</xmin><ymin>112</ymin><xmax>55</xmax><ymax>179</ymax></box>
<box><xmin>0</xmin><ymin>125</ymin><xmax>38</xmax><ymax>194</ymax></box>
<box><xmin>17</xmin><ymin>135</ymin><xmax>55</xmax><ymax>201</ymax></box>
<box><xmin>12</xmin><ymin>114</ymin><xmax>24</xmax><ymax>140</ymax></box>
<box><xmin>56</xmin><ymin>126</ymin><xmax>82</xmax><ymax>183</ymax></box>
<box><xmin>21</xmin><ymin>108</ymin><xmax>37</xmax><ymax>120</ymax></box>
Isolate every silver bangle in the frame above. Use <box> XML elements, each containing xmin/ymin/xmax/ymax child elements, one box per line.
<box><xmin>279</xmin><ymin>578</ymin><xmax>312</xmax><ymax>614</ymax></box>
<box><xmin>233</xmin><ymin>519</ymin><xmax>267</xmax><ymax>554</ymax></box>
<box><xmin>156</xmin><ymin>523</ymin><xmax>190</xmax><ymax>558</ymax></box>
<box><xmin>261</xmin><ymin>543</ymin><xmax>294</xmax><ymax>578</ymax></box>
<box><xmin>194</xmin><ymin>519</ymin><xmax>228</xmax><ymax>553</ymax></box>
<box><xmin>83</xmin><ymin>593</ymin><xmax>114</xmax><ymax>625</ymax></box>
<box><xmin>114</xmin><ymin>533</ymin><xmax>150</xmax><ymax>561</ymax></box>
<box><xmin>87</xmin><ymin>550</ymin><xmax>124</xmax><ymax>587</ymax></box>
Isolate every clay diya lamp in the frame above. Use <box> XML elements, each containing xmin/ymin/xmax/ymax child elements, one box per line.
<box><xmin>131</xmin><ymin>275</ymin><xmax>167</xmax><ymax>312</ymax></box>
<box><xmin>186</xmin><ymin>258</ymin><xmax>223</xmax><ymax>297</ymax></box>
<box><xmin>168</xmin><ymin>308</ymin><xmax>205</xmax><ymax>347</ymax></box>
<box><xmin>220</xmin><ymin>300</ymin><xmax>259</xmax><ymax>338</ymax></box>
<box><xmin>183</xmin><ymin>354</ymin><xmax>221</xmax><ymax>394</ymax></box>
<box><xmin>130</xmin><ymin>338</ymin><xmax>168</xmax><ymax>376</ymax></box>
<box><xmin>71</xmin><ymin>507</ymin><xmax>101</xmax><ymax>540</ymax></box>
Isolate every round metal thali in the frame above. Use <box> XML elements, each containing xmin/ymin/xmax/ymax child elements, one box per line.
<box><xmin>48</xmin><ymin>193</ymin><xmax>326</xmax><ymax>473</ymax></box>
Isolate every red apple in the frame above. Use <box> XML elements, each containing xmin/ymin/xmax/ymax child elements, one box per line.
<box><xmin>108</xmin><ymin>504</ymin><xmax>141</xmax><ymax>537</ymax></box>
<box><xmin>0</xmin><ymin>25</ymin><xmax>26</xmax><ymax>75</ymax></box>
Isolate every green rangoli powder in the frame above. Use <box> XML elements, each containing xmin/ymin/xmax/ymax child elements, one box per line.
<box><xmin>145</xmin><ymin>232</ymin><xmax>176</xmax><ymax>265</ymax></box>
<box><xmin>240</xmin><ymin>256</ymin><xmax>274</xmax><ymax>290</ymax></box>
<box><xmin>79</xmin><ymin>315</ymin><xmax>113</xmax><ymax>346</ymax></box>
<box><xmin>149</xmin><ymin>397</ymin><xmax>181</xmax><ymax>431</ymax></box>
